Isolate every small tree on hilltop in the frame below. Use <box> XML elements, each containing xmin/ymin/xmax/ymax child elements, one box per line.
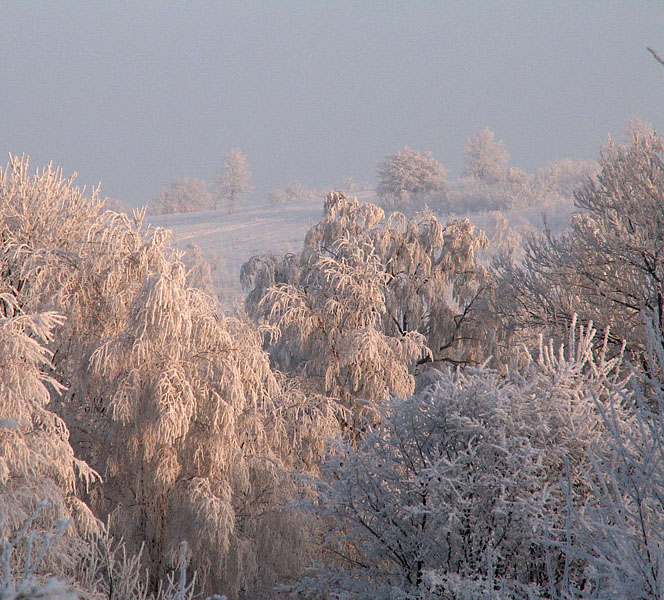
<box><xmin>463</xmin><ymin>127</ymin><xmax>509</xmax><ymax>183</ymax></box>
<box><xmin>216</xmin><ymin>148</ymin><xmax>251</xmax><ymax>213</ymax></box>
<box><xmin>376</xmin><ymin>147</ymin><xmax>446</xmax><ymax>209</ymax></box>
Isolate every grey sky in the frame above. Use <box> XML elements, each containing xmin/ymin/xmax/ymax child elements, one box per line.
<box><xmin>2</xmin><ymin>1</ymin><xmax>663</xmax><ymax>206</ymax></box>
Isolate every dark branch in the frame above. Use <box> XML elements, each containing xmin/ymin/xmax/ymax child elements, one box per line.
<box><xmin>647</xmin><ymin>47</ymin><xmax>664</xmax><ymax>67</ymax></box>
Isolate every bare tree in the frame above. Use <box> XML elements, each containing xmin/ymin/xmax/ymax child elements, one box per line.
<box><xmin>216</xmin><ymin>148</ymin><xmax>251</xmax><ymax>213</ymax></box>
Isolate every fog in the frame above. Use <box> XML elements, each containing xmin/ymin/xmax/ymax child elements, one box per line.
<box><xmin>1</xmin><ymin>1</ymin><xmax>662</xmax><ymax>205</ymax></box>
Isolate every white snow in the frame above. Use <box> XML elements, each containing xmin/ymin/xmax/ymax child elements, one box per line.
<box><xmin>147</xmin><ymin>192</ymin><xmax>377</xmax><ymax>305</ymax></box>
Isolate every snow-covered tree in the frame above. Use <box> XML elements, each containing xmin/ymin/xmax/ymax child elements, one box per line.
<box><xmin>148</xmin><ymin>177</ymin><xmax>213</xmax><ymax>215</ymax></box>
<box><xmin>463</xmin><ymin>127</ymin><xmax>509</xmax><ymax>183</ymax></box>
<box><xmin>215</xmin><ymin>149</ymin><xmax>251</xmax><ymax>213</ymax></box>
<box><xmin>545</xmin><ymin>311</ymin><xmax>664</xmax><ymax>600</ymax></box>
<box><xmin>0</xmin><ymin>304</ymin><xmax>100</xmax><ymax>591</ymax></box>
<box><xmin>376</xmin><ymin>147</ymin><xmax>446</xmax><ymax>210</ymax></box>
<box><xmin>294</xmin><ymin>319</ymin><xmax>628</xmax><ymax>600</ymax></box>
<box><xmin>0</xmin><ymin>155</ymin><xmax>338</xmax><ymax>599</ymax></box>
<box><xmin>493</xmin><ymin>133</ymin><xmax>664</xmax><ymax>361</ymax></box>
<box><xmin>242</xmin><ymin>192</ymin><xmax>492</xmax><ymax>433</ymax></box>
<box><xmin>534</xmin><ymin>158</ymin><xmax>599</xmax><ymax>199</ymax></box>
<box><xmin>623</xmin><ymin>116</ymin><xmax>655</xmax><ymax>143</ymax></box>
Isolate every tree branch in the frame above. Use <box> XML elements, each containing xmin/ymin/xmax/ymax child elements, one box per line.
<box><xmin>647</xmin><ymin>47</ymin><xmax>664</xmax><ymax>67</ymax></box>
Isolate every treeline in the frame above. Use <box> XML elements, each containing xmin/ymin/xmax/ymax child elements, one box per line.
<box><xmin>2</xmin><ymin>128</ymin><xmax>664</xmax><ymax>600</ymax></box>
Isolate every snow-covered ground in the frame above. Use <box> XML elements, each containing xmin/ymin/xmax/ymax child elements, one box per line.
<box><xmin>147</xmin><ymin>188</ymin><xmax>561</xmax><ymax>307</ymax></box>
<box><xmin>147</xmin><ymin>193</ymin><xmax>351</xmax><ymax>305</ymax></box>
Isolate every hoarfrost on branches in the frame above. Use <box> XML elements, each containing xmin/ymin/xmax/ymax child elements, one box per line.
<box><xmin>0</xmin><ymin>155</ymin><xmax>338</xmax><ymax>599</ymax></box>
<box><xmin>463</xmin><ymin>127</ymin><xmax>509</xmax><ymax>184</ymax></box>
<box><xmin>243</xmin><ymin>192</ymin><xmax>494</xmax><ymax>435</ymax></box>
<box><xmin>376</xmin><ymin>147</ymin><xmax>447</xmax><ymax>210</ymax></box>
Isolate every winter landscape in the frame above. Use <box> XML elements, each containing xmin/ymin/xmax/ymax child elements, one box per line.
<box><xmin>2</xmin><ymin>3</ymin><xmax>664</xmax><ymax>600</ymax></box>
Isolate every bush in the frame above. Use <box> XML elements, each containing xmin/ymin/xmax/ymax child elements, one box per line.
<box><xmin>148</xmin><ymin>177</ymin><xmax>213</xmax><ymax>215</ymax></box>
<box><xmin>266</xmin><ymin>181</ymin><xmax>312</xmax><ymax>205</ymax></box>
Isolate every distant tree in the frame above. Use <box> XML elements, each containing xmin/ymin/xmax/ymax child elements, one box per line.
<box><xmin>376</xmin><ymin>147</ymin><xmax>446</xmax><ymax>209</ymax></box>
<box><xmin>463</xmin><ymin>127</ymin><xmax>509</xmax><ymax>183</ymax></box>
<box><xmin>344</xmin><ymin>175</ymin><xmax>356</xmax><ymax>193</ymax></box>
<box><xmin>148</xmin><ymin>177</ymin><xmax>213</xmax><ymax>215</ymax></box>
<box><xmin>623</xmin><ymin>116</ymin><xmax>655</xmax><ymax>143</ymax></box>
<box><xmin>535</xmin><ymin>158</ymin><xmax>599</xmax><ymax>198</ymax></box>
<box><xmin>266</xmin><ymin>180</ymin><xmax>312</xmax><ymax>206</ymax></box>
<box><xmin>216</xmin><ymin>148</ymin><xmax>251</xmax><ymax>213</ymax></box>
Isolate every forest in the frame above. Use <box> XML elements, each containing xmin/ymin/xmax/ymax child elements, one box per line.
<box><xmin>2</xmin><ymin>124</ymin><xmax>664</xmax><ymax>600</ymax></box>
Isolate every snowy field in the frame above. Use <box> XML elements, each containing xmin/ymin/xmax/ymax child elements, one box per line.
<box><xmin>148</xmin><ymin>193</ymin><xmax>376</xmax><ymax>305</ymax></box>
<box><xmin>146</xmin><ymin>189</ymin><xmax>566</xmax><ymax>307</ymax></box>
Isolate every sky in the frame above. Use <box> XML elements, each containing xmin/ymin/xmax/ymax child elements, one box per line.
<box><xmin>1</xmin><ymin>1</ymin><xmax>663</xmax><ymax>206</ymax></box>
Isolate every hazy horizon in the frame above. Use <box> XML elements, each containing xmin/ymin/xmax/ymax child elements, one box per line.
<box><xmin>2</xmin><ymin>1</ymin><xmax>663</xmax><ymax>206</ymax></box>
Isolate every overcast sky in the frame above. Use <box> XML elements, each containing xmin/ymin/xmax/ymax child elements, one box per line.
<box><xmin>1</xmin><ymin>1</ymin><xmax>663</xmax><ymax>205</ymax></box>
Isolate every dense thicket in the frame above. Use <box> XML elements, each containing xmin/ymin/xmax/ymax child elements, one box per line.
<box><xmin>294</xmin><ymin>320</ymin><xmax>628</xmax><ymax>599</ymax></box>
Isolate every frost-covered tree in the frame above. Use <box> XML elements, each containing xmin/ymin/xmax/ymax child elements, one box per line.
<box><xmin>242</xmin><ymin>192</ymin><xmax>492</xmax><ymax>430</ymax></box>
<box><xmin>0</xmin><ymin>155</ymin><xmax>338</xmax><ymax>599</ymax></box>
<box><xmin>623</xmin><ymin>115</ymin><xmax>655</xmax><ymax>143</ymax></box>
<box><xmin>543</xmin><ymin>312</ymin><xmax>664</xmax><ymax>600</ymax></box>
<box><xmin>463</xmin><ymin>127</ymin><xmax>509</xmax><ymax>183</ymax></box>
<box><xmin>294</xmin><ymin>319</ymin><xmax>627</xmax><ymax>600</ymax></box>
<box><xmin>534</xmin><ymin>158</ymin><xmax>599</xmax><ymax>200</ymax></box>
<box><xmin>493</xmin><ymin>133</ymin><xmax>664</xmax><ymax>361</ymax></box>
<box><xmin>376</xmin><ymin>147</ymin><xmax>446</xmax><ymax>209</ymax></box>
<box><xmin>215</xmin><ymin>149</ymin><xmax>251</xmax><ymax>213</ymax></box>
<box><xmin>148</xmin><ymin>177</ymin><xmax>213</xmax><ymax>215</ymax></box>
<box><xmin>0</xmin><ymin>302</ymin><xmax>100</xmax><ymax>589</ymax></box>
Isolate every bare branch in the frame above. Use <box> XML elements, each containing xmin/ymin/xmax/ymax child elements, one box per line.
<box><xmin>647</xmin><ymin>46</ymin><xmax>664</xmax><ymax>67</ymax></box>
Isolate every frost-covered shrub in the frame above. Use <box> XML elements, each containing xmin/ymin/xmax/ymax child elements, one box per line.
<box><xmin>294</xmin><ymin>319</ymin><xmax>628</xmax><ymax>599</ymax></box>
<box><xmin>0</xmin><ymin>503</ymin><xmax>78</xmax><ymax>600</ymax></box>
<box><xmin>0</xmin><ymin>508</ymin><xmax>214</xmax><ymax>600</ymax></box>
<box><xmin>267</xmin><ymin>181</ymin><xmax>312</xmax><ymax>206</ymax></box>
<box><xmin>149</xmin><ymin>177</ymin><xmax>213</xmax><ymax>215</ymax></box>
<box><xmin>548</xmin><ymin>313</ymin><xmax>664</xmax><ymax>600</ymax></box>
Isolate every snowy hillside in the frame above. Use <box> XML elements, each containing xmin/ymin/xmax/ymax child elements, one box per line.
<box><xmin>147</xmin><ymin>191</ymin><xmax>377</xmax><ymax>304</ymax></box>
